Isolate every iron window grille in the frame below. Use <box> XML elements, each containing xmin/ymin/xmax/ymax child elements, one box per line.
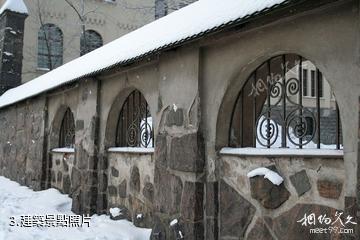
<box><xmin>229</xmin><ymin>54</ymin><xmax>342</xmax><ymax>149</ymax></box>
<box><xmin>38</xmin><ymin>24</ymin><xmax>63</xmax><ymax>69</ymax></box>
<box><xmin>59</xmin><ymin>108</ymin><xmax>75</xmax><ymax>148</ymax></box>
<box><xmin>115</xmin><ymin>90</ymin><xmax>154</xmax><ymax>148</ymax></box>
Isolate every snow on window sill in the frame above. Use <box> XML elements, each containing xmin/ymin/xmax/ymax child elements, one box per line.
<box><xmin>51</xmin><ymin>148</ymin><xmax>75</xmax><ymax>154</ymax></box>
<box><xmin>220</xmin><ymin>147</ymin><xmax>344</xmax><ymax>158</ymax></box>
<box><xmin>107</xmin><ymin>147</ymin><xmax>154</xmax><ymax>154</ymax></box>
<box><xmin>36</xmin><ymin>67</ymin><xmax>50</xmax><ymax>72</ymax></box>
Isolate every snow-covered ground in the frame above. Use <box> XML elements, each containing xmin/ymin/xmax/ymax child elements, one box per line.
<box><xmin>0</xmin><ymin>176</ymin><xmax>151</xmax><ymax>240</ymax></box>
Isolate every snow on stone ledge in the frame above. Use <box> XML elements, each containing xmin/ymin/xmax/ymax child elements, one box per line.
<box><xmin>107</xmin><ymin>147</ymin><xmax>154</xmax><ymax>154</ymax></box>
<box><xmin>220</xmin><ymin>147</ymin><xmax>344</xmax><ymax>158</ymax></box>
<box><xmin>0</xmin><ymin>0</ymin><xmax>28</xmax><ymax>15</ymax></box>
<box><xmin>109</xmin><ymin>207</ymin><xmax>122</xmax><ymax>218</ymax></box>
<box><xmin>51</xmin><ymin>147</ymin><xmax>75</xmax><ymax>153</ymax></box>
<box><xmin>247</xmin><ymin>167</ymin><xmax>284</xmax><ymax>185</ymax></box>
<box><xmin>170</xmin><ymin>219</ymin><xmax>178</xmax><ymax>227</ymax></box>
<box><xmin>0</xmin><ymin>0</ymin><xmax>286</xmax><ymax>109</ymax></box>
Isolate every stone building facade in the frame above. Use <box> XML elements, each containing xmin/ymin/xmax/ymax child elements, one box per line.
<box><xmin>0</xmin><ymin>0</ymin><xmax>196</xmax><ymax>83</ymax></box>
<box><xmin>0</xmin><ymin>0</ymin><xmax>359</xmax><ymax>239</ymax></box>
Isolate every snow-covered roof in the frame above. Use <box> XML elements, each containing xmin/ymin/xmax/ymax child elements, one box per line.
<box><xmin>0</xmin><ymin>0</ymin><xmax>28</xmax><ymax>15</ymax></box>
<box><xmin>0</xmin><ymin>0</ymin><xmax>291</xmax><ymax>109</ymax></box>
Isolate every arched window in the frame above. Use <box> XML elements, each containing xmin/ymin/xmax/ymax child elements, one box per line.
<box><xmin>116</xmin><ymin>90</ymin><xmax>153</xmax><ymax>148</ymax></box>
<box><xmin>59</xmin><ymin>108</ymin><xmax>75</xmax><ymax>148</ymax></box>
<box><xmin>229</xmin><ymin>54</ymin><xmax>342</xmax><ymax>149</ymax></box>
<box><xmin>80</xmin><ymin>30</ymin><xmax>103</xmax><ymax>56</ymax></box>
<box><xmin>37</xmin><ymin>24</ymin><xmax>63</xmax><ymax>70</ymax></box>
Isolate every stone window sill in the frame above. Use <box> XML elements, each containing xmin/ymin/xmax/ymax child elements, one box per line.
<box><xmin>51</xmin><ymin>148</ymin><xmax>75</xmax><ymax>154</ymax></box>
<box><xmin>107</xmin><ymin>147</ymin><xmax>154</xmax><ymax>154</ymax></box>
<box><xmin>36</xmin><ymin>67</ymin><xmax>50</xmax><ymax>72</ymax></box>
<box><xmin>220</xmin><ymin>147</ymin><xmax>344</xmax><ymax>158</ymax></box>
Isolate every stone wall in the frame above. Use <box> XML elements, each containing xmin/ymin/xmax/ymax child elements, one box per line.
<box><xmin>0</xmin><ymin>97</ymin><xmax>45</xmax><ymax>190</ymax></box>
<box><xmin>50</xmin><ymin>152</ymin><xmax>75</xmax><ymax>194</ymax></box>
<box><xmin>218</xmin><ymin>154</ymin><xmax>349</xmax><ymax>239</ymax></box>
<box><xmin>0</xmin><ymin>1</ymin><xmax>357</xmax><ymax>240</ymax></box>
<box><xmin>107</xmin><ymin>151</ymin><xmax>155</xmax><ymax>226</ymax></box>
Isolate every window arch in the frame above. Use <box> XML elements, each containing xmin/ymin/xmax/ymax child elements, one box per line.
<box><xmin>59</xmin><ymin>108</ymin><xmax>75</xmax><ymax>148</ymax></box>
<box><xmin>38</xmin><ymin>24</ymin><xmax>63</xmax><ymax>69</ymax></box>
<box><xmin>80</xmin><ymin>30</ymin><xmax>103</xmax><ymax>56</ymax></box>
<box><xmin>115</xmin><ymin>90</ymin><xmax>153</xmax><ymax>148</ymax></box>
<box><xmin>229</xmin><ymin>54</ymin><xmax>342</xmax><ymax>149</ymax></box>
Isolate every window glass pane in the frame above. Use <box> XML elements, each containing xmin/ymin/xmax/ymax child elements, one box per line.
<box><xmin>80</xmin><ymin>30</ymin><xmax>103</xmax><ymax>56</ymax></box>
<box><xmin>38</xmin><ymin>24</ymin><xmax>63</xmax><ymax>69</ymax></box>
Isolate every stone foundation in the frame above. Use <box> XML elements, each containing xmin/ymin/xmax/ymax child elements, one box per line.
<box><xmin>217</xmin><ymin>154</ymin><xmax>353</xmax><ymax>239</ymax></box>
<box><xmin>107</xmin><ymin>151</ymin><xmax>155</xmax><ymax>226</ymax></box>
<box><xmin>50</xmin><ymin>151</ymin><xmax>75</xmax><ymax>194</ymax></box>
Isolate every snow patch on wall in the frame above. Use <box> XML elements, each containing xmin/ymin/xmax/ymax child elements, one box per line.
<box><xmin>247</xmin><ymin>167</ymin><xmax>284</xmax><ymax>185</ymax></box>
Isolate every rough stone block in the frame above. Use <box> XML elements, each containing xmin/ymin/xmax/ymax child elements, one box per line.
<box><xmin>110</xmin><ymin>206</ymin><xmax>131</xmax><ymax>221</ymax></box>
<box><xmin>290</xmin><ymin>170</ymin><xmax>311</xmax><ymax>197</ymax></box>
<box><xmin>220</xmin><ymin>180</ymin><xmax>255</xmax><ymax>238</ymax></box>
<box><xmin>71</xmin><ymin>191</ymin><xmax>83</xmax><ymax>214</ymax></box>
<box><xmin>96</xmin><ymin>193</ymin><xmax>107</xmax><ymax>214</ymax></box>
<box><xmin>249</xmin><ymin>166</ymin><xmax>290</xmax><ymax>209</ymax></box>
<box><xmin>130</xmin><ymin>166</ymin><xmax>140</xmax><ymax>192</ymax></box>
<box><xmin>206</xmin><ymin>182</ymin><xmax>218</xmax><ymax>217</ymax></box>
<box><xmin>180</xmin><ymin>182</ymin><xmax>204</xmax><ymax>222</ymax></box>
<box><xmin>76</xmin><ymin>147</ymin><xmax>89</xmax><ymax>170</ymax></box>
<box><xmin>63</xmin><ymin>174</ymin><xmax>71</xmax><ymax>194</ymax></box>
<box><xmin>51</xmin><ymin>171</ymin><xmax>55</xmax><ymax>183</ymax></box>
<box><xmin>111</xmin><ymin>166</ymin><xmax>119</xmax><ymax>177</ymax></box>
<box><xmin>154</xmin><ymin>134</ymin><xmax>167</xmax><ymax>170</ymax></box>
<box><xmin>317</xmin><ymin>179</ymin><xmax>343</xmax><ymax>199</ymax></box>
<box><xmin>99</xmin><ymin>173</ymin><xmax>108</xmax><ymax>192</ymax></box>
<box><xmin>205</xmin><ymin>218</ymin><xmax>218</xmax><ymax>240</ymax></box>
<box><xmin>266</xmin><ymin>204</ymin><xmax>348</xmax><ymax>240</ymax></box>
<box><xmin>108</xmin><ymin>185</ymin><xmax>117</xmax><ymax>196</ymax></box>
<box><xmin>150</xmin><ymin>216</ymin><xmax>167</xmax><ymax>240</ymax></box>
<box><xmin>247</xmin><ymin>218</ymin><xmax>274</xmax><ymax>240</ymax></box>
<box><xmin>63</xmin><ymin>159</ymin><xmax>69</xmax><ymax>172</ymax></box>
<box><xmin>169</xmin><ymin>133</ymin><xmax>204</xmax><ymax>173</ymax></box>
<box><xmin>154</xmin><ymin>170</ymin><xmax>183</xmax><ymax>214</ymax></box>
<box><xmin>76</xmin><ymin>120</ymin><xmax>84</xmax><ymax>131</ymax></box>
<box><xmin>166</xmin><ymin>108</ymin><xmax>184</xmax><ymax>127</ymax></box>
<box><xmin>57</xmin><ymin>171</ymin><xmax>62</xmax><ymax>183</ymax></box>
<box><xmin>181</xmin><ymin>221</ymin><xmax>204</xmax><ymax>240</ymax></box>
<box><xmin>143</xmin><ymin>182</ymin><xmax>154</xmax><ymax>202</ymax></box>
<box><xmin>119</xmin><ymin>179</ymin><xmax>127</xmax><ymax>198</ymax></box>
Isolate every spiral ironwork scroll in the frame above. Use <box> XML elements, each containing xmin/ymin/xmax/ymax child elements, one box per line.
<box><xmin>117</xmin><ymin>90</ymin><xmax>153</xmax><ymax>148</ymax></box>
<box><xmin>59</xmin><ymin>108</ymin><xmax>75</xmax><ymax>148</ymax></box>
<box><xmin>255</xmin><ymin>59</ymin><xmax>316</xmax><ymax>148</ymax></box>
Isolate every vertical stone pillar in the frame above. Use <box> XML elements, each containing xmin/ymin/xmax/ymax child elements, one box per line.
<box><xmin>152</xmin><ymin>49</ymin><xmax>205</xmax><ymax>239</ymax></box>
<box><xmin>70</xmin><ymin>79</ymin><xmax>99</xmax><ymax>215</ymax></box>
<box><xmin>357</xmin><ymin>96</ymin><xmax>360</xmax><ymax>237</ymax></box>
<box><xmin>153</xmin><ymin>116</ymin><xmax>205</xmax><ymax>239</ymax></box>
<box><xmin>0</xmin><ymin>3</ymin><xmax>27</xmax><ymax>94</ymax></box>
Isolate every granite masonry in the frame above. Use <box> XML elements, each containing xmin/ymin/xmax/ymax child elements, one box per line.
<box><xmin>0</xmin><ymin>1</ymin><xmax>359</xmax><ymax>239</ymax></box>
